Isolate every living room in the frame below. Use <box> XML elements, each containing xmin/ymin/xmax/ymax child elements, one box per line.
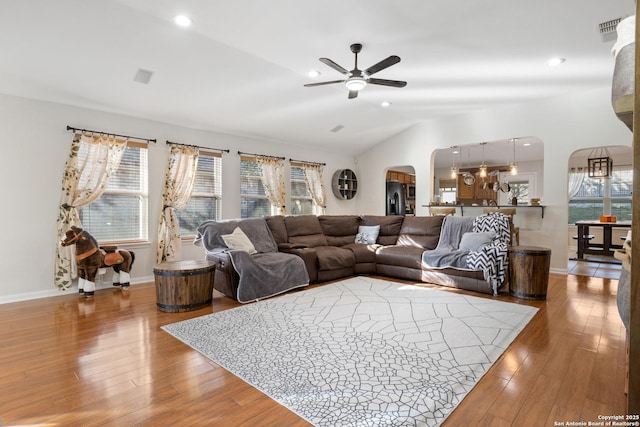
<box><xmin>0</xmin><ymin>5</ymin><xmax>635</xmax><ymax>301</ymax></box>
<box><xmin>0</xmin><ymin>0</ymin><xmax>637</xmax><ymax>424</ymax></box>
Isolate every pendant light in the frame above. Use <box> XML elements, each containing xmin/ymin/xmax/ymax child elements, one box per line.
<box><xmin>450</xmin><ymin>146</ymin><xmax>458</xmax><ymax>179</ymax></box>
<box><xmin>479</xmin><ymin>142</ymin><xmax>488</xmax><ymax>178</ymax></box>
<box><xmin>587</xmin><ymin>147</ymin><xmax>613</xmax><ymax>178</ymax></box>
<box><xmin>509</xmin><ymin>138</ymin><xmax>519</xmax><ymax>175</ymax></box>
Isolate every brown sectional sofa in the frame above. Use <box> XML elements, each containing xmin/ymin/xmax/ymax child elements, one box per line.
<box><xmin>201</xmin><ymin>214</ymin><xmax>496</xmax><ymax>302</ymax></box>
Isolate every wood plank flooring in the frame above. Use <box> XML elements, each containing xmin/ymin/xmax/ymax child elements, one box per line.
<box><xmin>0</xmin><ymin>273</ymin><xmax>627</xmax><ymax>426</ymax></box>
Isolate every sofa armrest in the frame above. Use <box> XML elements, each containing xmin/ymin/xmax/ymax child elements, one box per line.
<box><xmin>204</xmin><ymin>250</ymin><xmax>240</xmax><ymax>300</ymax></box>
<box><xmin>278</xmin><ymin>247</ymin><xmax>318</xmax><ymax>282</ymax></box>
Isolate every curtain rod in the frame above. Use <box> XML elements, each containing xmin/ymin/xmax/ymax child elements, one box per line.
<box><xmin>66</xmin><ymin>125</ymin><xmax>156</xmax><ymax>144</ymax></box>
<box><xmin>289</xmin><ymin>158</ymin><xmax>326</xmax><ymax>166</ymax></box>
<box><xmin>166</xmin><ymin>140</ymin><xmax>230</xmax><ymax>153</ymax></box>
<box><xmin>237</xmin><ymin>151</ymin><xmax>285</xmax><ymax>160</ymax></box>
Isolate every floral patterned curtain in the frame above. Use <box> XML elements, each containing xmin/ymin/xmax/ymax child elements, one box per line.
<box><xmin>257</xmin><ymin>156</ymin><xmax>286</xmax><ymax>215</ymax></box>
<box><xmin>157</xmin><ymin>145</ymin><xmax>199</xmax><ymax>264</ymax></box>
<box><xmin>54</xmin><ymin>133</ymin><xmax>127</xmax><ymax>290</ymax></box>
<box><xmin>302</xmin><ymin>163</ymin><xmax>327</xmax><ymax>215</ymax></box>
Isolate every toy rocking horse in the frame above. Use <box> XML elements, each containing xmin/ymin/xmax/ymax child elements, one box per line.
<box><xmin>61</xmin><ymin>226</ymin><xmax>135</xmax><ymax>297</ymax></box>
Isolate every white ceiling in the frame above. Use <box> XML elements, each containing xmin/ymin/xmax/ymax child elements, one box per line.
<box><xmin>0</xmin><ymin>0</ymin><xmax>634</xmax><ymax>156</ymax></box>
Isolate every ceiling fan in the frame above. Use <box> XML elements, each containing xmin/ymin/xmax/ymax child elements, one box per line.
<box><xmin>304</xmin><ymin>43</ymin><xmax>407</xmax><ymax>99</ymax></box>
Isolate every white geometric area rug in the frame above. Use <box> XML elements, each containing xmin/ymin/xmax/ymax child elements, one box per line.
<box><xmin>162</xmin><ymin>276</ymin><xmax>538</xmax><ymax>426</ymax></box>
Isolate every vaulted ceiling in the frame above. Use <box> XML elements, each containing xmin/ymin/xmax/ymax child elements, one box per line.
<box><xmin>0</xmin><ymin>0</ymin><xmax>633</xmax><ymax>156</ymax></box>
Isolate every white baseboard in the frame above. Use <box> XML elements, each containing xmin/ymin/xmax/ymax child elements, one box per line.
<box><xmin>550</xmin><ymin>267</ymin><xmax>568</xmax><ymax>275</ymax></box>
<box><xmin>0</xmin><ymin>275</ymin><xmax>155</xmax><ymax>305</ymax></box>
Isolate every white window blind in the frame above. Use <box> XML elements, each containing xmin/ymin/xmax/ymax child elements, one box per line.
<box><xmin>79</xmin><ymin>142</ymin><xmax>149</xmax><ymax>243</ymax></box>
<box><xmin>290</xmin><ymin>163</ymin><xmax>316</xmax><ymax>215</ymax></box>
<box><xmin>177</xmin><ymin>151</ymin><xmax>222</xmax><ymax>236</ymax></box>
<box><xmin>240</xmin><ymin>156</ymin><xmax>275</xmax><ymax>218</ymax></box>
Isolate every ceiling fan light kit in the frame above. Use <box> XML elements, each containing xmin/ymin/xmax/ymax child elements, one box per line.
<box><xmin>345</xmin><ymin>77</ymin><xmax>367</xmax><ymax>91</ymax></box>
<box><xmin>304</xmin><ymin>43</ymin><xmax>407</xmax><ymax>99</ymax></box>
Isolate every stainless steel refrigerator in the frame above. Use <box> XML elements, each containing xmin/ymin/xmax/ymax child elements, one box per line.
<box><xmin>386</xmin><ymin>181</ymin><xmax>406</xmax><ymax>215</ymax></box>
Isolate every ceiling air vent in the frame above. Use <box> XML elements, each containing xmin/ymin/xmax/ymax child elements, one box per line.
<box><xmin>599</xmin><ymin>17</ymin><xmax>623</xmax><ymax>43</ymax></box>
<box><xmin>133</xmin><ymin>68</ymin><xmax>154</xmax><ymax>84</ymax></box>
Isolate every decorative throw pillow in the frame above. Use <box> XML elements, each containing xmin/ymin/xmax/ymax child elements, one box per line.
<box><xmin>355</xmin><ymin>225</ymin><xmax>381</xmax><ymax>244</ymax></box>
<box><xmin>459</xmin><ymin>232</ymin><xmax>496</xmax><ymax>252</ymax></box>
<box><xmin>221</xmin><ymin>227</ymin><xmax>257</xmax><ymax>254</ymax></box>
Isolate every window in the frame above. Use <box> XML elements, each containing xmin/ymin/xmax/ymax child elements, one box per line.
<box><xmin>176</xmin><ymin>151</ymin><xmax>222</xmax><ymax>236</ymax></box>
<box><xmin>290</xmin><ymin>165</ymin><xmax>316</xmax><ymax>215</ymax></box>
<box><xmin>569</xmin><ymin>166</ymin><xmax>632</xmax><ymax>223</ymax></box>
<box><xmin>240</xmin><ymin>156</ymin><xmax>275</xmax><ymax>218</ymax></box>
<box><xmin>438</xmin><ymin>178</ymin><xmax>457</xmax><ymax>204</ymax></box>
<box><xmin>79</xmin><ymin>142</ymin><xmax>148</xmax><ymax>243</ymax></box>
<box><xmin>498</xmin><ymin>172</ymin><xmax>536</xmax><ymax>205</ymax></box>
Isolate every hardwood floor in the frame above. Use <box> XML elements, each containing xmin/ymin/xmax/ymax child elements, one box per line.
<box><xmin>0</xmin><ymin>273</ymin><xmax>627</xmax><ymax>426</ymax></box>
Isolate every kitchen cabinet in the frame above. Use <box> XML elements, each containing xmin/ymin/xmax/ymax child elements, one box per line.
<box><xmin>456</xmin><ymin>171</ymin><xmax>498</xmax><ymax>202</ymax></box>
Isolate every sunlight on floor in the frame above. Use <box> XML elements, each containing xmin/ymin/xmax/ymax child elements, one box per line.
<box><xmin>567</xmin><ymin>253</ymin><xmax>622</xmax><ymax>279</ymax></box>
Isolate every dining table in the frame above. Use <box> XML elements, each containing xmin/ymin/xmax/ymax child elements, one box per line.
<box><xmin>574</xmin><ymin>219</ymin><xmax>631</xmax><ymax>260</ymax></box>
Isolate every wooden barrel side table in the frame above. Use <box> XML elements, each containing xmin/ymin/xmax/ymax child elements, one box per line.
<box><xmin>154</xmin><ymin>260</ymin><xmax>215</xmax><ymax>312</ymax></box>
<box><xmin>508</xmin><ymin>246</ymin><xmax>551</xmax><ymax>300</ymax></box>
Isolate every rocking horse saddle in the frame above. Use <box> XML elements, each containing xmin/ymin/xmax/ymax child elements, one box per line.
<box><xmin>103</xmin><ymin>251</ymin><xmax>125</xmax><ymax>266</ymax></box>
<box><xmin>98</xmin><ymin>246</ymin><xmax>124</xmax><ymax>266</ymax></box>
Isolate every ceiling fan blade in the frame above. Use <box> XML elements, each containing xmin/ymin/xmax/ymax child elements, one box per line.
<box><xmin>319</xmin><ymin>58</ymin><xmax>349</xmax><ymax>75</ymax></box>
<box><xmin>348</xmin><ymin>90</ymin><xmax>358</xmax><ymax>99</ymax></box>
<box><xmin>367</xmin><ymin>78</ymin><xmax>407</xmax><ymax>88</ymax></box>
<box><xmin>364</xmin><ymin>55</ymin><xmax>401</xmax><ymax>76</ymax></box>
<box><xmin>304</xmin><ymin>80</ymin><xmax>345</xmax><ymax>87</ymax></box>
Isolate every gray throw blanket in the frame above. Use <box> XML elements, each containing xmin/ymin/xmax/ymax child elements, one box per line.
<box><xmin>422</xmin><ymin>216</ymin><xmax>474</xmax><ymax>269</ymax></box>
<box><xmin>195</xmin><ymin>218</ymin><xmax>309</xmax><ymax>303</ymax></box>
<box><xmin>227</xmin><ymin>251</ymin><xmax>309</xmax><ymax>303</ymax></box>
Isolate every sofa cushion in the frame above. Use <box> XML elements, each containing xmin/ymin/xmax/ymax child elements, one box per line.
<box><xmin>342</xmin><ymin>243</ymin><xmax>378</xmax><ymax>264</ymax></box>
<box><xmin>265</xmin><ymin>215</ymin><xmax>288</xmax><ymax>244</ymax></box>
<box><xmin>375</xmin><ymin>245</ymin><xmax>425</xmax><ymax>269</ymax></box>
<box><xmin>318</xmin><ymin>215</ymin><xmax>360</xmax><ymax>246</ymax></box>
<box><xmin>360</xmin><ymin>215</ymin><xmax>404</xmax><ymax>245</ymax></box>
<box><xmin>284</xmin><ymin>215</ymin><xmax>328</xmax><ymax>248</ymax></box>
<box><xmin>196</xmin><ymin>217</ymin><xmax>278</xmax><ymax>253</ymax></box>
<box><xmin>315</xmin><ymin>246</ymin><xmax>356</xmax><ymax>270</ymax></box>
<box><xmin>396</xmin><ymin>215</ymin><xmax>444</xmax><ymax>249</ymax></box>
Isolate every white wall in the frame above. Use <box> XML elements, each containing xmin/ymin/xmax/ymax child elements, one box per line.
<box><xmin>0</xmin><ymin>93</ymin><xmax>359</xmax><ymax>302</ymax></box>
<box><xmin>355</xmin><ymin>87</ymin><xmax>632</xmax><ymax>273</ymax></box>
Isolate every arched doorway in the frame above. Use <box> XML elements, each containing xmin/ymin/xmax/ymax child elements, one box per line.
<box><xmin>566</xmin><ymin>145</ymin><xmax>632</xmax><ymax>276</ymax></box>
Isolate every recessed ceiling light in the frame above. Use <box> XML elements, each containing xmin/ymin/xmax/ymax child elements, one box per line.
<box><xmin>308</xmin><ymin>70</ymin><xmax>321</xmax><ymax>78</ymax></box>
<box><xmin>547</xmin><ymin>57</ymin><xmax>566</xmax><ymax>67</ymax></box>
<box><xmin>381</xmin><ymin>101</ymin><xmax>392</xmax><ymax>108</ymax></box>
<box><xmin>174</xmin><ymin>15</ymin><xmax>193</xmax><ymax>27</ymax></box>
